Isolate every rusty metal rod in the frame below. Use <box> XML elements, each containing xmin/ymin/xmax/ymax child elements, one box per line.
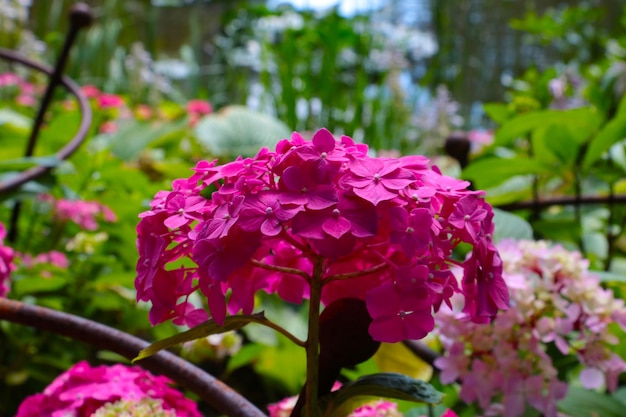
<box><xmin>0</xmin><ymin>298</ymin><xmax>267</xmax><ymax>417</ymax></box>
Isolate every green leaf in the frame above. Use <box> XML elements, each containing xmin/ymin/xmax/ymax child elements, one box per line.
<box><xmin>532</xmin><ymin>124</ymin><xmax>580</xmax><ymax>168</ymax></box>
<box><xmin>194</xmin><ymin>105</ymin><xmax>291</xmax><ymax>159</ymax></box>
<box><xmin>492</xmin><ymin>208</ymin><xmax>534</xmax><ymax>242</ymax></box>
<box><xmin>591</xmin><ymin>270</ymin><xmax>626</xmax><ymax>283</ymax></box>
<box><xmin>133</xmin><ymin>313</ymin><xmax>266</xmax><ymax>362</ymax></box>
<box><xmin>583</xmin><ymin>114</ymin><xmax>626</xmax><ymax>170</ymax></box>
<box><xmin>493</xmin><ymin>108</ymin><xmax>601</xmax><ymax>148</ymax></box>
<box><xmin>483</xmin><ymin>103</ymin><xmax>511</xmax><ymax>124</ymax></box>
<box><xmin>12</xmin><ymin>276</ymin><xmax>68</xmax><ymax>295</ymax></box>
<box><xmin>323</xmin><ymin>373</ymin><xmax>443</xmax><ymax>415</ymax></box>
<box><xmin>462</xmin><ymin>157</ymin><xmax>549</xmax><ymax>189</ymax></box>
<box><xmin>0</xmin><ymin>109</ymin><xmax>31</xmax><ymax>130</ymax></box>
<box><xmin>558</xmin><ymin>386</ymin><xmax>626</xmax><ymax>417</ymax></box>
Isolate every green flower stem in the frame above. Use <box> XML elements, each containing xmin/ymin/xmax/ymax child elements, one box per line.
<box><xmin>305</xmin><ymin>256</ymin><xmax>325</xmax><ymax>417</ymax></box>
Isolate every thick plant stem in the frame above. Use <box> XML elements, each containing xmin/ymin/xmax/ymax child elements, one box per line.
<box><xmin>305</xmin><ymin>257</ymin><xmax>324</xmax><ymax>417</ymax></box>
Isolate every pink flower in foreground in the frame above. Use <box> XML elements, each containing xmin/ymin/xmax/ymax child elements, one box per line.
<box><xmin>0</xmin><ymin>222</ymin><xmax>15</xmax><ymax>297</ymax></box>
<box><xmin>435</xmin><ymin>239</ymin><xmax>626</xmax><ymax>417</ymax></box>
<box><xmin>136</xmin><ymin>128</ymin><xmax>505</xmax><ymax>341</ymax></box>
<box><xmin>15</xmin><ymin>361</ymin><xmax>201</xmax><ymax>417</ymax></box>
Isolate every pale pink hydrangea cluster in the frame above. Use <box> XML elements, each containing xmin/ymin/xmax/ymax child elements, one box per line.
<box><xmin>0</xmin><ymin>222</ymin><xmax>16</xmax><ymax>297</ymax></box>
<box><xmin>39</xmin><ymin>194</ymin><xmax>117</xmax><ymax>231</ymax></box>
<box><xmin>16</xmin><ymin>361</ymin><xmax>201</xmax><ymax>417</ymax></box>
<box><xmin>135</xmin><ymin>128</ymin><xmax>507</xmax><ymax>342</ymax></box>
<box><xmin>435</xmin><ymin>239</ymin><xmax>626</xmax><ymax>417</ymax></box>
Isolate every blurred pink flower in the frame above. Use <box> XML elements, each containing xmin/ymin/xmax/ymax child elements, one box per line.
<box><xmin>15</xmin><ymin>361</ymin><xmax>201</xmax><ymax>417</ymax></box>
<box><xmin>186</xmin><ymin>99</ymin><xmax>212</xmax><ymax>115</ymax></box>
<box><xmin>97</xmin><ymin>93</ymin><xmax>124</xmax><ymax>109</ymax></box>
<box><xmin>39</xmin><ymin>194</ymin><xmax>117</xmax><ymax>230</ymax></box>
<box><xmin>0</xmin><ymin>222</ymin><xmax>15</xmax><ymax>297</ymax></box>
<box><xmin>81</xmin><ymin>84</ymin><xmax>100</xmax><ymax>98</ymax></box>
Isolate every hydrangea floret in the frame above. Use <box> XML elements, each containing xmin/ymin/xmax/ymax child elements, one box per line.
<box><xmin>135</xmin><ymin>128</ymin><xmax>507</xmax><ymax>415</ymax></box>
<box><xmin>435</xmin><ymin>239</ymin><xmax>626</xmax><ymax>417</ymax></box>
<box><xmin>0</xmin><ymin>222</ymin><xmax>16</xmax><ymax>297</ymax></box>
<box><xmin>16</xmin><ymin>361</ymin><xmax>201</xmax><ymax>417</ymax></box>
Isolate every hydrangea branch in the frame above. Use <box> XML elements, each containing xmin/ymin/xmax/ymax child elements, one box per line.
<box><xmin>305</xmin><ymin>256</ymin><xmax>324</xmax><ymax>417</ymax></box>
<box><xmin>250</xmin><ymin>258</ymin><xmax>311</xmax><ymax>280</ymax></box>
<box><xmin>323</xmin><ymin>263</ymin><xmax>389</xmax><ymax>284</ymax></box>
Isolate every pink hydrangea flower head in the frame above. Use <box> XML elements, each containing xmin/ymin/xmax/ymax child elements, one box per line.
<box><xmin>136</xmin><ymin>128</ymin><xmax>505</xmax><ymax>343</ymax></box>
<box><xmin>0</xmin><ymin>222</ymin><xmax>16</xmax><ymax>297</ymax></box>
<box><xmin>348</xmin><ymin>400</ymin><xmax>402</xmax><ymax>417</ymax></box>
<box><xmin>435</xmin><ymin>239</ymin><xmax>626</xmax><ymax>417</ymax></box>
<box><xmin>97</xmin><ymin>93</ymin><xmax>125</xmax><ymax>109</ymax></box>
<box><xmin>15</xmin><ymin>361</ymin><xmax>201</xmax><ymax>417</ymax></box>
<box><xmin>39</xmin><ymin>194</ymin><xmax>117</xmax><ymax>230</ymax></box>
<box><xmin>186</xmin><ymin>99</ymin><xmax>212</xmax><ymax>115</ymax></box>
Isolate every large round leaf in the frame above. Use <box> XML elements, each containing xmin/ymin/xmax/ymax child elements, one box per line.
<box><xmin>194</xmin><ymin>105</ymin><xmax>291</xmax><ymax>159</ymax></box>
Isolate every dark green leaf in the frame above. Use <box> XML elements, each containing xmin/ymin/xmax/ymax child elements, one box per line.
<box><xmin>13</xmin><ymin>276</ymin><xmax>68</xmax><ymax>295</ymax></box>
<box><xmin>462</xmin><ymin>157</ymin><xmax>549</xmax><ymax>189</ymax></box>
<box><xmin>492</xmin><ymin>208</ymin><xmax>534</xmax><ymax>242</ymax></box>
<box><xmin>558</xmin><ymin>387</ymin><xmax>626</xmax><ymax>417</ymax></box>
<box><xmin>133</xmin><ymin>313</ymin><xmax>266</xmax><ymax>362</ymax></box>
<box><xmin>323</xmin><ymin>373</ymin><xmax>443</xmax><ymax>415</ymax></box>
<box><xmin>583</xmin><ymin>114</ymin><xmax>626</xmax><ymax>170</ymax></box>
<box><xmin>483</xmin><ymin>103</ymin><xmax>511</xmax><ymax>124</ymax></box>
<box><xmin>493</xmin><ymin>108</ymin><xmax>601</xmax><ymax>148</ymax></box>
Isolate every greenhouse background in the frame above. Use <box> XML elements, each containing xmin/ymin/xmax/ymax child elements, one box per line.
<box><xmin>2</xmin><ymin>1</ymin><xmax>626</xmax><ymax>417</ymax></box>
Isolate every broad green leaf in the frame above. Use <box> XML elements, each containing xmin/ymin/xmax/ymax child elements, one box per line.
<box><xmin>13</xmin><ymin>276</ymin><xmax>68</xmax><ymax>295</ymax></box>
<box><xmin>492</xmin><ymin>208</ymin><xmax>534</xmax><ymax>242</ymax></box>
<box><xmin>583</xmin><ymin>114</ymin><xmax>626</xmax><ymax>170</ymax></box>
<box><xmin>483</xmin><ymin>103</ymin><xmax>511</xmax><ymax>124</ymax></box>
<box><xmin>462</xmin><ymin>157</ymin><xmax>549</xmax><ymax>189</ymax></box>
<box><xmin>194</xmin><ymin>105</ymin><xmax>291</xmax><ymax>159</ymax></box>
<box><xmin>558</xmin><ymin>386</ymin><xmax>626</xmax><ymax>417</ymax></box>
<box><xmin>493</xmin><ymin>108</ymin><xmax>601</xmax><ymax>148</ymax></box>
<box><xmin>324</xmin><ymin>373</ymin><xmax>443</xmax><ymax>415</ymax></box>
<box><xmin>133</xmin><ymin>313</ymin><xmax>266</xmax><ymax>362</ymax></box>
<box><xmin>532</xmin><ymin>124</ymin><xmax>580</xmax><ymax>168</ymax></box>
<box><xmin>0</xmin><ymin>155</ymin><xmax>62</xmax><ymax>171</ymax></box>
<box><xmin>0</xmin><ymin>108</ymin><xmax>31</xmax><ymax>130</ymax></box>
<box><xmin>592</xmin><ymin>270</ymin><xmax>626</xmax><ymax>283</ymax></box>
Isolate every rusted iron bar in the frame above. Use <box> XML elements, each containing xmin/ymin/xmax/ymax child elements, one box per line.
<box><xmin>0</xmin><ymin>298</ymin><xmax>267</xmax><ymax>417</ymax></box>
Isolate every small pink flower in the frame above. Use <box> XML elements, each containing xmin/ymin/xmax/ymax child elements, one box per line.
<box><xmin>0</xmin><ymin>222</ymin><xmax>15</xmax><ymax>297</ymax></box>
<box><xmin>97</xmin><ymin>93</ymin><xmax>124</xmax><ymax>109</ymax></box>
<box><xmin>15</xmin><ymin>361</ymin><xmax>201</xmax><ymax>417</ymax></box>
<box><xmin>99</xmin><ymin>120</ymin><xmax>118</xmax><ymax>134</ymax></box>
<box><xmin>186</xmin><ymin>99</ymin><xmax>212</xmax><ymax>115</ymax></box>
<box><xmin>81</xmin><ymin>84</ymin><xmax>100</xmax><ymax>98</ymax></box>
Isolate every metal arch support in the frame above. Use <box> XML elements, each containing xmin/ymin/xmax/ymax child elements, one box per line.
<box><xmin>0</xmin><ymin>47</ymin><xmax>92</xmax><ymax>194</ymax></box>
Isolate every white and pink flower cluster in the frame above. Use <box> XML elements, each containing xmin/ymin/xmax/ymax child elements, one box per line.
<box><xmin>435</xmin><ymin>239</ymin><xmax>626</xmax><ymax>417</ymax></box>
<box><xmin>136</xmin><ymin>128</ymin><xmax>507</xmax><ymax>343</ymax></box>
<box><xmin>0</xmin><ymin>222</ymin><xmax>16</xmax><ymax>297</ymax></box>
<box><xmin>16</xmin><ymin>361</ymin><xmax>201</xmax><ymax>417</ymax></box>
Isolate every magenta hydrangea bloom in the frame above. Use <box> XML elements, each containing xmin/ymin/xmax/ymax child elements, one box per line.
<box><xmin>39</xmin><ymin>194</ymin><xmax>117</xmax><ymax>231</ymax></box>
<box><xmin>135</xmin><ymin>128</ymin><xmax>506</xmax><ymax>341</ymax></box>
<box><xmin>15</xmin><ymin>361</ymin><xmax>201</xmax><ymax>417</ymax></box>
<box><xmin>0</xmin><ymin>222</ymin><xmax>16</xmax><ymax>297</ymax></box>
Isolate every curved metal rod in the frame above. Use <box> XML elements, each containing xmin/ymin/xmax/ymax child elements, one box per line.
<box><xmin>0</xmin><ymin>47</ymin><xmax>92</xmax><ymax>194</ymax></box>
<box><xmin>0</xmin><ymin>298</ymin><xmax>267</xmax><ymax>417</ymax></box>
